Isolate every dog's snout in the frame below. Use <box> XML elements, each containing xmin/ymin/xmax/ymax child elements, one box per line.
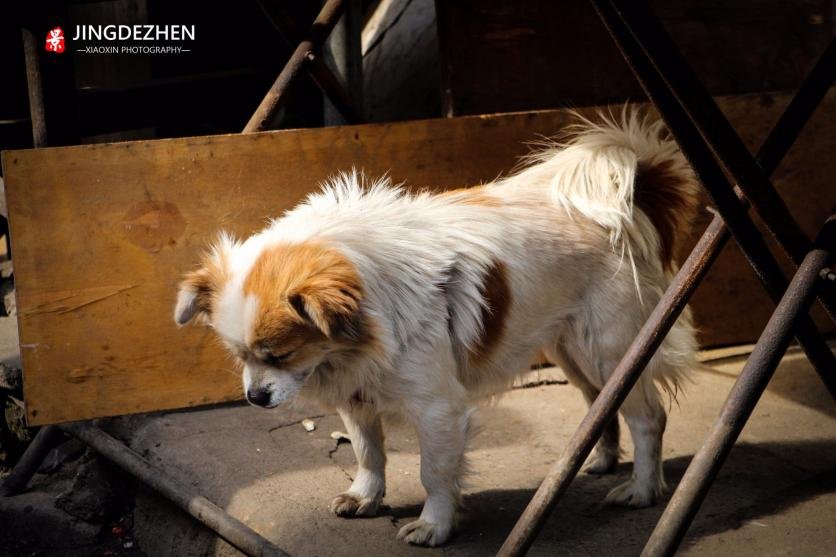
<box><xmin>246</xmin><ymin>388</ymin><xmax>271</xmax><ymax>407</ymax></box>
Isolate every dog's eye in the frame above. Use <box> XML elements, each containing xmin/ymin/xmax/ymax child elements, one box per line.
<box><xmin>263</xmin><ymin>350</ymin><xmax>294</xmax><ymax>366</ymax></box>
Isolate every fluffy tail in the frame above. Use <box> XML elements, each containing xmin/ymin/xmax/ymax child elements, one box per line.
<box><xmin>517</xmin><ymin>108</ymin><xmax>700</xmax><ymax>271</ymax></box>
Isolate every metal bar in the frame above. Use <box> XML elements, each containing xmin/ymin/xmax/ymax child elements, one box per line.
<box><xmin>756</xmin><ymin>39</ymin><xmax>836</xmax><ymax>176</ymax></box>
<box><xmin>591</xmin><ymin>0</ymin><xmax>836</xmax><ymax>384</ymax></box>
<box><xmin>0</xmin><ymin>425</ymin><xmax>62</xmax><ymax>496</ymax></box>
<box><xmin>244</xmin><ymin>0</ymin><xmax>359</xmax><ymax>133</ymax></box>
<box><xmin>255</xmin><ymin>0</ymin><xmax>363</xmax><ymax>124</ymax></box>
<box><xmin>610</xmin><ymin>0</ymin><xmax>836</xmax><ymax>320</ymax></box>
<box><xmin>498</xmin><ymin>7</ymin><xmax>836</xmax><ymax>555</ymax></box>
<box><xmin>22</xmin><ymin>28</ymin><xmax>47</xmax><ymax>148</ymax></box>
<box><xmin>60</xmin><ymin>422</ymin><xmax>289</xmax><ymax>557</ymax></box>
<box><xmin>642</xmin><ymin>215</ymin><xmax>836</xmax><ymax>557</ymax></box>
<box><xmin>306</xmin><ymin>50</ymin><xmax>362</xmax><ymax>123</ymax></box>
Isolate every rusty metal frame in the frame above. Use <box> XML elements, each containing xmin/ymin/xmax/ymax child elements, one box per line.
<box><xmin>244</xmin><ymin>0</ymin><xmax>362</xmax><ymax>133</ymax></box>
<box><xmin>499</xmin><ymin>2</ymin><xmax>836</xmax><ymax>555</ymax></box>
<box><xmin>608</xmin><ymin>0</ymin><xmax>835</xmax><ymax>321</ymax></box>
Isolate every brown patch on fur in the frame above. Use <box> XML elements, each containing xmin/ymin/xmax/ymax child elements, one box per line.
<box><xmin>470</xmin><ymin>260</ymin><xmax>512</xmax><ymax>366</ymax></box>
<box><xmin>634</xmin><ymin>161</ymin><xmax>699</xmax><ymax>270</ymax></box>
<box><xmin>244</xmin><ymin>243</ymin><xmax>365</xmax><ymax>346</ymax></box>
<box><xmin>438</xmin><ymin>185</ymin><xmax>502</xmax><ymax>207</ymax></box>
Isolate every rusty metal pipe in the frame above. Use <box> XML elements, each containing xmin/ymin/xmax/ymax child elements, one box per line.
<box><xmin>756</xmin><ymin>39</ymin><xmax>836</xmax><ymax>176</ymax></box>
<box><xmin>642</xmin><ymin>216</ymin><xmax>835</xmax><ymax>557</ymax></box>
<box><xmin>244</xmin><ymin>0</ymin><xmax>353</xmax><ymax>132</ymax></box>
<box><xmin>609</xmin><ymin>0</ymin><xmax>835</xmax><ymax>321</ymax></box>
<box><xmin>22</xmin><ymin>28</ymin><xmax>47</xmax><ymax>148</ymax></box>
<box><xmin>60</xmin><ymin>422</ymin><xmax>289</xmax><ymax>557</ymax></box>
<box><xmin>0</xmin><ymin>425</ymin><xmax>63</xmax><ymax>496</ymax></box>
<box><xmin>254</xmin><ymin>0</ymin><xmax>362</xmax><ymax>124</ymax></box>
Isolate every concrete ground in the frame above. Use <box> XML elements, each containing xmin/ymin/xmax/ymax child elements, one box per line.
<box><xmin>113</xmin><ymin>347</ymin><xmax>835</xmax><ymax>556</ymax></box>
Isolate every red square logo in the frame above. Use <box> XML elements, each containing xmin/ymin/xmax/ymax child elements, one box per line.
<box><xmin>45</xmin><ymin>27</ymin><xmax>65</xmax><ymax>53</ymax></box>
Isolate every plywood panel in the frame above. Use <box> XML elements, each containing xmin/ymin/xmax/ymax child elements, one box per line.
<box><xmin>4</xmin><ymin>95</ymin><xmax>834</xmax><ymax>425</ymax></box>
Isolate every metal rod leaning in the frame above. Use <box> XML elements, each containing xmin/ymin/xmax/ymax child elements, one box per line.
<box><xmin>609</xmin><ymin>0</ymin><xmax>836</xmax><ymax>320</ymax></box>
<box><xmin>0</xmin><ymin>425</ymin><xmax>62</xmax><ymax>496</ymax></box>
<box><xmin>254</xmin><ymin>0</ymin><xmax>362</xmax><ymax>125</ymax></box>
<box><xmin>756</xmin><ymin>39</ymin><xmax>836</xmax><ymax>176</ymax></box>
<box><xmin>642</xmin><ymin>215</ymin><xmax>836</xmax><ymax>557</ymax></box>
<box><xmin>244</xmin><ymin>0</ymin><xmax>357</xmax><ymax>133</ymax></box>
<box><xmin>498</xmin><ymin>6</ymin><xmax>836</xmax><ymax>556</ymax></box>
<box><xmin>60</xmin><ymin>422</ymin><xmax>289</xmax><ymax>557</ymax></box>
<box><xmin>591</xmin><ymin>0</ymin><xmax>836</xmax><ymax>385</ymax></box>
<box><xmin>21</xmin><ymin>29</ymin><xmax>47</xmax><ymax>148</ymax></box>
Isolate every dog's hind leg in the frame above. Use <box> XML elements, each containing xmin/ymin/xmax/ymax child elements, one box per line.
<box><xmin>544</xmin><ymin>343</ymin><xmax>620</xmax><ymax>474</ymax></box>
<box><xmin>331</xmin><ymin>404</ymin><xmax>386</xmax><ymax>517</ymax></box>
<box><xmin>606</xmin><ymin>375</ymin><xmax>667</xmax><ymax>508</ymax></box>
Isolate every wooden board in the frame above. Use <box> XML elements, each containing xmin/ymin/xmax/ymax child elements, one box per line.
<box><xmin>3</xmin><ymin>97</ymin><xmax>834</xmax><ymax>425</ymax></box>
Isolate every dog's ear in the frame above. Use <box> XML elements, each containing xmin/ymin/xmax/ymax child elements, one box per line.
<box><xmin>175</xmin><ymin>234</ymin><xmax>234</xmax><ymax>326</ymax></box>
<box><xmin>288</xmin><ymin>275</ymin><xmax>363</xmax><ymax>341</ymax></box>
<box><xmin>174</xmin><ymin>268</ymin><xmax>215</xmax><ymax>325</ymax></box>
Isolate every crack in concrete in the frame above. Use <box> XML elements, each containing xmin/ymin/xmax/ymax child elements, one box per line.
<box><xmin>327</xmin><ymin>439</ymin><xmax>354</xmax><ymax>483</ymax></box>
<box><xmin>512</xmin><ymin>378</ymin><xmax>568</xmax><ymax>390</ymax></box>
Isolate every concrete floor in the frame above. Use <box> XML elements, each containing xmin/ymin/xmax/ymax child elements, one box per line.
<box><xmin>117</xmin><ymin>347</ymin><xmax>836</xmax><ymax>556</ymax></box>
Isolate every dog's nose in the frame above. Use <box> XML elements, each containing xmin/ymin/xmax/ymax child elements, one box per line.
<box><xmin>246</xmin><ymin>388</ymin><xmax>271</xmax><ymax>407</ymax></box>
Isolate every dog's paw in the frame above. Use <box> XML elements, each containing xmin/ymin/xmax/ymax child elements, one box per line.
<box><xmin>583</xmin><ymin>450</ymin><xmax>618</xmax><ymax>475</ymax></box>
<box><xmin>330</xmin><ymin>492</ymin><xmax>381</xmax><ymax>517</ymax></box>
<box><xmin>605</xmin><ymin>478</ymin><xmax>663</xmax><ymax>508</ymax></box>
<box><xmin>396</xmin><ymin>519</ymin><xmax>451</xmax><ymax>547</ymax></box>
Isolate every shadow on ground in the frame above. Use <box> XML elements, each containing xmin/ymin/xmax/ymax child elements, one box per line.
<box><xmin>252</xmin><ymin>439</ymin><xmax>835</xmax><ymax>556</ymax></box>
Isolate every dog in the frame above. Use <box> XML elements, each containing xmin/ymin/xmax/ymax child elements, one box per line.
<box><xmin>174</xmin><ymin>110</ymin><xmax>699</xmax><ymax>547</ymax></box>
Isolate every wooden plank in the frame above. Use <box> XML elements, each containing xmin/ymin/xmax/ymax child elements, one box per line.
<box><xmin>3</xmin><ymin>94</ymin><xmax>834</xmax><ymax>425</ymax></box>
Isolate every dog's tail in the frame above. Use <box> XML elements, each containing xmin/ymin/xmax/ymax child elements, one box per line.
<box><xmin>517</xmin><ymin>108</ymin><xmax>700</xmax><ymax>272</ymax></box>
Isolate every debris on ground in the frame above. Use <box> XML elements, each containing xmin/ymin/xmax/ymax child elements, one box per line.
<box><xmin>301</xmin><ymin>418</ymin><xmax>317</xmax><ymax>432</ymax></box>
<box><xmin>55</xmin><ymin>449</ymin><xmax>116</xmax><ymax>522</ymax></box>
<box><xmin>0</xmin><ymin>434</ymin><xmax>144</xmax><ymax>556</ymax></box>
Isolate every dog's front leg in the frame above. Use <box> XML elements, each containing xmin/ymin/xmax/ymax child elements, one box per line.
<box><xmin>397</xmin><ymin>399</ymin><xmax>471</xmax><ymax>546</ymax></box>
<box><xmin>330</xmin><ymin>404</ymin><xmax>386</xmax><ymax>517</ymax></box>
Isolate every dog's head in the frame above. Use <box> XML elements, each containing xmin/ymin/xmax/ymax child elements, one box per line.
<box><xmin>174</xmin><ymin>236</ymin><xmax>366</xmax><ymax>408</ymax></box>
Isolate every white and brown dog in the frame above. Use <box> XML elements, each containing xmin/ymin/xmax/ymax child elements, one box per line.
<box><xmin>174</xmin><ymin>110</ymin><xmax>699</xmax><ymax>546</ymax></box>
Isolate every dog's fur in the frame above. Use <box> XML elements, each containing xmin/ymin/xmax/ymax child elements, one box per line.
<box><xmin>174</xmin><ymin>110</ymin><xmax>699</xmax><ymax>546</ymax></box>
